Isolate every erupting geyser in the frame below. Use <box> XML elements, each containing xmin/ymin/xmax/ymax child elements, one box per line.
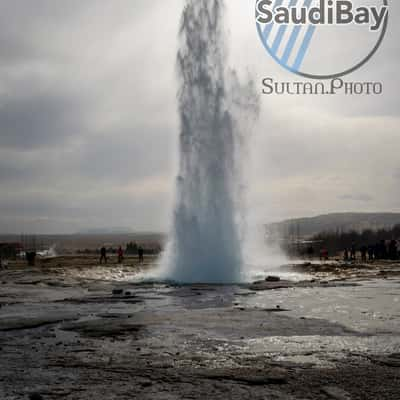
<box><xmin>162</xmin><ymin>0</ymin><xmax>259</xmax><ymax>283</ymax></box>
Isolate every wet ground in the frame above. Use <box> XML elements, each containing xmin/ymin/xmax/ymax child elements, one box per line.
<box><xmin>0</xmin><ymin>256</ymin><xmax>399</xmax><ymax>399</ymax></box>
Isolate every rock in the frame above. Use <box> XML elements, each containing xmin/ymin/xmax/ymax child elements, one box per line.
<box><xmin>249</xmin><ymin>279</ymin><xmax>294</xmax><ymax>291</ymax></box>
<box><xmin>371</xmin><ymin>354</ymin><xmax>400</xmax><ymax>367</ymax></box>
<box><xmin>322</xmin><ymin>386</ymin><xmax>351</xmax><ymax>400</ymax></box>
<box><xmin>112</xmin><ymin>289</ymin><xmax>123</xmax><ymax>295</ymax></box>
<box><xmin>266</xmin><ymin>276</ymin><xmax>281</xmax><ymax>282</ymax></box>
<box><xmin>29</xmin><ymin>394</ymin><xmax>44</xmax><ymax>400</ymax></box>
<box><xmin>202</xmin><ymin>368</ymin><xmax>288</xmax><ymax>385</ymax></box>
<box><xmin>0</xmin><ymin>314</ymin><xmax>77</xmax><ymax>331</ymax></box>
<box><xmin>263</xmin><ymin>307</ymin><xmax>290</xmax><ymax>313</ymax></box>
<box><xmin>240</xmin><ymin>372</ymin><xmax>287</xmax><ymax>385</ymax></box>
<box><xmin>60</xmin><ymin>318</ymin><xmax>143</xmax><ymax>338</ymax></box>
<box><xmin>97</xmin><ymin>313</ymin><xmax>131</xmax><ymax>319</ymax></box>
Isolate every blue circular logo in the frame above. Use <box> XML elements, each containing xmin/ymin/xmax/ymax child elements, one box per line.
<box><xmin>255</xmin><ymin>0</ymin><xmax>389</xmax><ymax>79</ymax></box>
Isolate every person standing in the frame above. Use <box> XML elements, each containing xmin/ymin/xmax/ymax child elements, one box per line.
<box><xmin>360</xmin><ymin>245</ymin><xmax>367</xmax><ymax>262</ymax></box>
<box><xmin>100</xmin><ymin>246</ymin><xmax>107</xmax><ymax>264</ymax></box>
<box><xmin>389</xmin><ymin>240</ymin><xmax>397</xmax><ymax>260</ymax></box>
<box><xmin>368</xmin><ymin>245</ymin><xmax>374</xmax><ymax>261</ymax></box>
<box><xmin>344</xmin><ymin>248</ymin><xmax>349</xmax><ymax>262</ymax></box>
<box><xmin>138</xmin><ymin>246</ymin><xmax>144</xmax><ymax>263</ymax></box>
<box><xmin>117</xmin><ymin>246</ymin><xmax>124</xmax><ymax>264</ymax></box>
<box><xmin>350</xmin><ymin>244</ymin><xmax>356</xmax><ymax>261</ymax></box>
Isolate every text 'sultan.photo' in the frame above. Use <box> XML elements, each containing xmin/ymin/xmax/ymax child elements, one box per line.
<box><xmin>0</xmin><ymin>1</ymin><xmax>398</xmax><ymax>399</ymax></box>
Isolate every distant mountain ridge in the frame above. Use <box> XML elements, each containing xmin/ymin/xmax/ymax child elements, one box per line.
<box><xmin>267</xmin><ymin>213</ymin><xmax>400</xmax><ymax>238</ymax></box>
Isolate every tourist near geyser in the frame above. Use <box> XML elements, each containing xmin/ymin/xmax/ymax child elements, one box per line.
<box><xmin>0</xmin><ymin>1</ymin><xmax>399</xmax><ymax>399</ymax></box>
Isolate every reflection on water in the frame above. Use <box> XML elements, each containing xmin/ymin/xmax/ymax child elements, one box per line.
<box><xmin>66</xmin><ymin>261</ymin><xmax>400</xmax><ymax>358</ymax></box>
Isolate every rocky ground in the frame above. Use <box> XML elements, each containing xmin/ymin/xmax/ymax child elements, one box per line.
<box><xmin>0</xmin><ymin>256</ymin><xmax>399</xmax><ymax>399</ymax></box>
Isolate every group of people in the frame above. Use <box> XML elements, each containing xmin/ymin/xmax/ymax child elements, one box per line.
<box><xmin>99</xmin><ymin>245</ymin><xmax>145</xmax><ymax>265</ymax></box>
<box><xmin>344</xmin><ymin>239</ymin><xmax>399</xmax><ymax>262</ymax></box>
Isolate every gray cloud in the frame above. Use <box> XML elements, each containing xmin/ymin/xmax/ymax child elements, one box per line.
<box><xmin>0</xmin><ymin>0</ymin><xmax>399</xmax><ymax>234</ymax></box>
<box><xmin>0</xmin><ymin>90</ymin><xmax>86</xmax><ymax>149</ymax></box>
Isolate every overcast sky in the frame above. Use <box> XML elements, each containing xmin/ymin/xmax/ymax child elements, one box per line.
<box><xmin>0</xmin><ymin>0</ymin><xmax>399</xmax><ymax>234</ymax></box>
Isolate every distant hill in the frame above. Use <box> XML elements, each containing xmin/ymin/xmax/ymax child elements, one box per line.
<box><xmin>0</xmin><ymin>232</ymin><xmax>166</xmax><ymax>252</ymax></box>
<box><xmin>267</xmin><ymin>213</ymin><xmax>400</xmax><ymax>238</ymax></box>
<box><xmin>76</xmin><ymin>227</ymin><xmax>134</xmax><ymax>235</ymax></box>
